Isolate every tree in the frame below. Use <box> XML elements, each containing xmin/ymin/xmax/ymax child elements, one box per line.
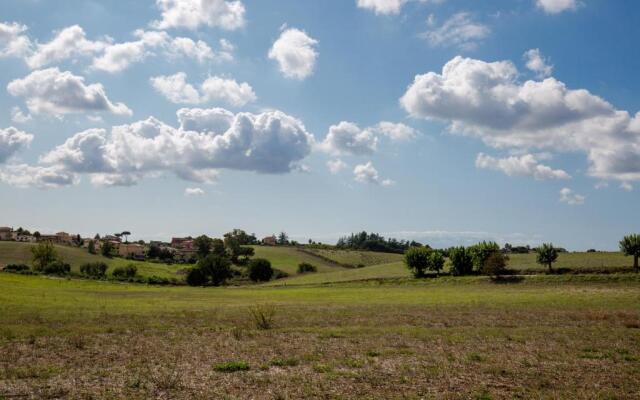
<box><xmin>536</xmin><ymin>243</ymin><xmax>559</xmax><ymax>273</ymax></box>
<box><xmin>186</xmin><ymin>267</ymin><xmax>207</xmax><ymax>286</ymax></box>
<box><xmin>31</xmin><ymin>242</ymin><xmax>58</xmax><ymax>271</ymax></box>
<box><xmin>211</xmin><ymin>238</ymin><xmax>226</xmax><ymax>257</ymax></box>
<box><xmin>87</xmin><ymin>240</ymin><xmax>96</xmax><ymax>254</ymax></box>
<box><xmin>277</xmin><ymin>232</ymin><xmax>289</xmax><ymax>245</ymax></box>
<box><xmin>121</xmin><ymin>231</ymin><xmax>131</xmax><ymax>243</ymax></box>
<box><xmin>33</xmin><ymin>231</ymin><xmax>41</xmax><ymax>239</ymax></box>
<box><xmin>198</xmin><ymin>254</ymin><xmax>233</xmax><ymax>286</ymax></box>
<box><xmin>405</xmin><ymin>246</ymin><xmax>432</xmax><ymax>278</ymax></box>
<box><xmin>194</xmin><ymin>235</ymin><xmax>213</xmax><ymax>259</ymax></box>
<box><xmin>248</xmin><ymin>258</ymin><xmax>273</xmax><ymax>282</ymax></box>
<box><xmin>469</xmin><ymin>241</ymin><xmax>501</xmax><ymax>272</ymax></box>
<box><xmin>429</xmin><ymin>250</ymin><xmax>445</xmax><ymax>276</ymax></box>
<box><xmin>620</xmin><ymin>234</ymin><xmax>640</xmax><ymax>272</ymax></box>
<box><xmin>101</xmin><ymin>241</ymin><xmax>114</xmax><ymax>257</ymax></box>
<box><xmin>94</xmin><ymin>233</ymin><xmax>101</xmax><ymax>240</ymax></box>
<box><xmin>224</xmin><ymin>229</ymin><xmax>257</xmax><ymax>245</ymax></box>
<box><xmin>449</xmin><ymin>246</ymin><xmax>474</xmax><ymax>276</ymax></box>
<box><xmin>483</xmin><ymin>252</ymin><xmax>508</xmax><ymax>277</ymax></box>
<box><xmin>224</xmin><ymin>235</ymin><xmax>254</xmax><ymax>264</ymax></box>
<box><xmin>80</xmin><ymin>262</ymin><xmax>108</xmax><ymax>278</ymax></box>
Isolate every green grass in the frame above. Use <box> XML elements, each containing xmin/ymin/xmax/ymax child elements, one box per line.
<box><xmin>250</xmin><ymin>245</ymin><xmax>345</xmax><ymax>275</ymax></box>
<box><xmin>507</xmin><ymin>251</ymin><xmax>632</xmax><ymax>271</ymax></box>
<box><xmin>266</xmin><ymin>261</ymin><xmax>410</xmax><ymax>285</ymax></box>
<box><xmin>303</xmin><ymin>248</ymin><xmax>404</xmax><ymax>267</ymax></box>
<box><xmin>0</xmin><ymin>241</ymin><xmax>185</xmax><ymax>280</ymax></box>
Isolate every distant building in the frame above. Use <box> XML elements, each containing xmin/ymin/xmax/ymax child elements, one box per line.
<box><xmin>16</xmin><ymin>235</ymin><xmax>36</xmax><ymax>243</ymax></box>
<box><xmin>0</xmin><ymin>227</ymin><xmax>14</xmax><ymax>241</ymax></box>
<box><xmin>262</xmin><ymin>235</ymin><xmax>277</xmax><ymax>246</ymax></box>
<box><xmin>171</xmin><ymin>237</ymin><xmax>195</xmax><ymax>250</ymax></box>
<box><xmin>118</xmin><ymin>243</ymin><xmax>146</xmax><ymax>259</ymax></box>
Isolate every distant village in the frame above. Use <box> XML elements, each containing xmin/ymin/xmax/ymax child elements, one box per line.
<box><xmin>0</xmin><ymin>226</ymin><xmax>280</xmax><ymax>263</ymax></box>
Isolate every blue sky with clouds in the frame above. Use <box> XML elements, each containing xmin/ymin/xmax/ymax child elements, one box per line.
<box><xmin>1</xmin><ymin>0</ymin><xmax>639</xmax><ymax>249</ymax></box>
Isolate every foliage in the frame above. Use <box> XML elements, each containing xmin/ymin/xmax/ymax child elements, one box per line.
<box><xmin>211</xmin><ymin>238</ymin><xmax>226</xmax><ymax>257</ymax></box>
<box><xmin>101</xmin><ymin>241</ymin><xmax>114</xmax><ymax>257</ymax></box>
<box><xmin>224</xmin><ymin>235</ymin><xmax>255</xmax><ymax>264</ymax></box>
<box><xmin>249</xmin><ymin>304</ymin><xmax>276</xmax><ymax>329</ymax></box>
<box><xmin>536</xmin><ymin>243</ymin><xmax>559</xmax><ymax>272</ymax></box>
<box><xmin>248</xmin><ymin>258</ymin><xmax>274</xmax><ymax>282</ymax></box>
<box><xmin>194</xmin><ymin>235</ymin><xmax>213</xmax><ymax>259</ymax></box>
<box><xmin>198</xmin><ymin>254</ymin><xmax>233</xmax><ymax>286</ymax></box>
<box><xmin>213</xmin><ymin>361</ymin><xmax>250</xmax><ymax>372</ymax></box>
<box><xmin>277</xmin><ymin>232</ymin><xmax>289</xmax><ymax>245</ymax></box>
<box><xmin>87</xmin><ymin>240</ymin><xmax>96</xmax><ymax>254</ymax></box>
<box><xmin>80</xmin><ymin>262</ymin><xmax>108</xmax><ymax>278</ymax></box>
<box><xmin>449</xmin><ymin>246</ymin><xmax>474</xmax><ymax>276</ymax></box>
<box><xmin>336</xmin><ymin>231</ymin><xmax>413</xmax><ymax>254</ymax></box>
<box><xmin>112</xmin><ymin>264</ymin><xmax>138</xmax><ymax>279</ymax></box>
<box><xmin>2</xmin><ymin>264</ymin><xmax>30</xmax><ymax>273</ymax></box>
<box><xmin>43</xmin><ymin>260</ymin><xmax>71</xmax><ymax>276</ymax></box>
<box><xmin>469</xmin><ymin>241</ymin><xmax>501</xmax><ymax>272</ymax></box>
<box><xmin>405</xmin><ymin>247</ymin><xmax>444</xmax><ymax>277</ymax></box>
<box><xmin>223</xmin><ymin>229</ymin><xmax>257</xmax><ymax>246</ymax></box>
<box><xmin>186</xmin><ymin>267</ymin><xmax>207</xmax><ymax>286</ymax></box>
<box><xmin>31</xmin><ymin>242</ymin><xmax>58</xmax><ymax>271</ymax></box>
<box><xmin>483</xmin><ymin>252</ymin><xmax>508</xmax><ymax>277</ymax></box>
<box><xmin>619</xmin><ymin>234</ymin><xmax>640</xmax><ymax>271</ymax></box>
<box><xmin>297</xmin><ymin>262</ymin><xmax>317</xmax><ymax>274</ymax></box>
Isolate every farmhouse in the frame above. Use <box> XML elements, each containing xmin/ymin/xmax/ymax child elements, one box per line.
<box><xmin>262</xmin><ymin>235</ymin><xmax>277</xmax><ymax>246</ymax></box>
<box><xmin>0</xmin><ymin>227</ymin><xmax>15</xmax><ymax>241</ymax></box>
<box><xmin>118</xmin><ymin>243</ymin><xmax>146</xmax><ymax>259</ymax></box>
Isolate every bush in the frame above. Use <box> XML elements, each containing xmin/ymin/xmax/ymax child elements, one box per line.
<box><xmin>80</xmin><ymin>262</ymin><xmax>108</xmax><ymax>278</ymax></box>
<box><xmin>186</xmin><ymin>267</ymin><xmax>207</xmax><ymax>286</ymax></box>
<box><xmin>405</xmin><ymin>246</ymin><xmax>432</xmax><ymax>278</ymax></box>
<box><xmin>112</xmin><ymin>264</ymin><xmax>137</xmax><ymax>279</ymax></box>
<box><xmin>273</xmin><ymin>269</ymin><xmax>289</xmax><ymax>280</ymax></box>
<box><xmin>470</xmin><ymin>241</ymin><xmax>501</xmax><ymax>272</ymax></box>
<box><xmin>43</xmin><ymin>261</ymin><xmax>71</xmax><ymax>276</ymax></box>
<box><xmin>483</xmin><ymin>252</ymin><xmax>508</xmax><ymax>277</ymax></box>
<box><xmin>31</xmin><ymin>242</ymin><xmax>57</xmax><ymax>271</ymax></box>
<box><xmin>146</xmin><ymin>276</ymin><xmax>171</xmax><ymax>285</ymax></box>
<box><xmin>248</xmin><ymin>258</ymin><xmax>273</xmax><ymax>282</ymax></box>
<box><xmin>213</xmin><ymin>361</ymin><xmax>250</xmax><ymax>372</ymax></box>
<box><xmin>3</xmin><ymin>264</ymin><xmax>30</xmax><ymax>273</ymax></box>
<box><xmin>199</xmin><ymin>254</ymin><xmax>233</xmax><ymax>286</ymax></box>
<box><xmin>297</xmin><ymin>262</ymin><xmax>317</xmax><ymax>274</ymax></box>
<box><xmin>449</xmin><ymin>246</ymin><xmax>474</xmax><ymax>276</ymax></box>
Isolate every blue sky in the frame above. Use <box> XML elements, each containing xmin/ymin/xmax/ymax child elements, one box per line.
<box><xmin>1</xmin><ymin>0</ymin><xmax>639</xmax><ymax>250</ymax></box>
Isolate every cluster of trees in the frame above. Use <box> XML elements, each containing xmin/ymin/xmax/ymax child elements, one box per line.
<box><xmin>336</xmin><ymin>231</ymin><xmax>421</xmax><ymax>254</ymax></box>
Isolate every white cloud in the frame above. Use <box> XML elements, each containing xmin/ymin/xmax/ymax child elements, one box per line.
<box><xmin>559</xmin><ymin>187</ymin><xmax>585</xmax><ymax>205</ymax></box>
<box><xmin>26</xmin><ymin>25</ymin><xmax>108</xmax><ymax>69</ymax></box>
<box><xmin>536</xmin><ymin>0</ymin><xmax>578</xmax><ymax>14</ymax></box>
<box><xmin>421</xmin><ymin>12</ymin><xmax>489</xmax><ymax>49</ymax></box>
<box><xmin>0</xmin><ymin>164</ymin><xmax>77</xmax><ymax>189</ymax></box>
<box><xmin>0</xmin><ymin>22</ymin><xmax>31</xmax><ymax>58</ymax></box>
<box><xmin>27</xmin><ymin>108</ymin><xmax>313</xmax><ymax>187</ymax></box>
<box><xmin>620</xmin><ymin>182</ymin><xmax>633</xmax><ymax>192</ymax></box>
<box><xmin>356</xmin><ymin>0</ymin><xmax>407</xmax><ymax>15</ymax></box>
<box><xmin>150</xmin><ymin>73</ymin><xmax>256</xmax><ymax>107</ymax></box>
<box><xmin>185</xmin><ymin>187</ymin><xmax>205</xmax><ymax>196</ymax></box>
<box><xmin>150</xmin><ymin>72</ymin><xmax>201</xmax><ymax>104</ymax></box>
<box><xmin>353</xmin><ymin>161</ymin><xmax>394</xmax><ymax>186</ymax></box>
<box><xmin>0</xmin><ymin>127</ymin><xmax>33</xmax><ymax>163</ymax></box>
<box><xmin>327</xmin><ymin>159</ymin><xmax>348</xmax><ymax>174</ymax></box>
<box><xmin>400</xmin><ymin>55</ymin><xmax>640</xmax><ymax>182</ymax></box>
<box><xmin>10</xmin><ymin>107</ymin><xmax>32</xmax><ymax>124</ymax></box>
<box><xmin>373</xmin><ymin>121</ymin><xmax>418</xmax><ymax>141</ymax></box>
<box><xmin>321</xmin><ymin>122</ymin><xmax>377</xmax><ymax>156</ymax></box>
<box><xmin>152</xmin><ymin>0</ymin><xmax>246</xmax><ymax>31</ymax></box>
<box><xmin>476</xmin><ymin>153</ymin><xmax>571</xmax><ymax>180</ymax></box>
<box><xmin>268</xmin><ymin>28</ymin><xmax>318</xmax><ymax>80</ymax></box>
<box><xmin>7</xmin><ymin>68</ymin><xmax>132</xmax><ymax>116</ymax></box>
<box><xmin>524</xmin><ymin>48</ymin><xmax>553</xmax><ymax>78</ymax></box>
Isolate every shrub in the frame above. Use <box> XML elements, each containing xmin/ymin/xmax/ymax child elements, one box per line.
<box><xmin>297</xmin><ymin>262</ymin><xmax>317</xmax><ymax>274</ymax></box>
<box><xmin>469</xmin><ymin>241</ymin><xmax>501</xmax><ymax>272</ymax></box>
<box><xmin>248</xmin><ymin>258</ymin><xmax>273</xmax><ymax>282</ymax></box>
<box><xmin>31</xmin><ymin>242</ymin><xmax>57</xmax><ymax>271</ymax></box>
<box><xmin>146</xmin><ymin>276</ymin><xmax>170</xmax><ymax>285</ymax></box>
<box><xmin>198</xmin><ymin>254</ymin><xmax>233</xmax><ymax>286</ymax></box>
<box><xmin>112</xmin><ymin>264</ymin><xmax>137</xmax><ymax>279</ymax></box>
<box><xmin>449</xmin><ymin>246</ymin><xmax>474</xmax><ymax>276</ymax></box>
<box><xmin>43</xmin><ymin>261</ymin><xmax>71</xmax><ymax>276</ymax></box>
<box><xmin>3</xmin><ymin>264</ymin><xmax>30</xmax><ymax>273</ymax></box>
<box><xmin>186</xmin><ymin>268</ymin><xmax>207</xmax><ymax>286</ymax></box>
<box><xmin>80</xmin><ymin>262</ymin><xmax>108</xmax><ymax>278</ymax></box>
<box><xmin>213</xmin><ymin>361</ymin><xmax>250</xmax><ymax>372</ymax></box>
<box><xmin>249</xmin><ymin>304</ymin><xmax>276</xmax><ymax>330</ymax></box>
<box><xmin>429</xmin><ymin>251</ymin><xmax>445</xmax><ymax>276</ymax></box>
<box><xmin>483</xmin><ymin>252</ymin><xmax>508</xmax><ymax>277</ymax></box>
<box><xmin>273</xmin><ymin>270</ymin><xmax>289</xmax><ymax>279</ymax></box>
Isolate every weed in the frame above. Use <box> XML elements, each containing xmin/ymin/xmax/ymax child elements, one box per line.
<box><xmin>270</xmin><ymin>358</ymin><xmax>299</xmax><ymax>367</ymax></box>
<box><xmin>249</xmin><ymin>304</ymin><xmax>276</xmax><ymax>330</ymax></box>
<box><xmin>214</xmin><ymin>361</ymin><xmax>250</xmax><ymax>372</ymax></box>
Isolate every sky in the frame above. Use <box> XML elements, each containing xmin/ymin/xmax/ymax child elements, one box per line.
<box><xmin>1</xmin><ymin>0</ymin><xmax>639</xmax><ymax>250</ymax></box>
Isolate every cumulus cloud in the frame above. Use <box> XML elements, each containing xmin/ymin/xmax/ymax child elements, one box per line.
<box><xmin>321</xmin><ymin>122</ymin><xmax>377</xmax><ymax>156</ymax></box>
<box><xmin>185</xmin><ymin>187</ymin><xmax>205</xmax><ymax>196</ymax></box>
<box><xmin>152</xmin><ymin>0</ymin><xmax>246</xmax><ymax>31</ymax></box>
<box><xmin>421</xmin><ymin>12</ymin><xmax>489</xmax><ymax>49</ymax></box>
<box><xmin>26</xmin><ymin>25</ymin><xmax>108</xmax><ymax>69</ymax></box>
<box><xmin>0</xmin><ymin>21</ymin><xmax>31</xmax><ymax>58</ymax></box>
<box><xmin>0</xmin><ymin>127</ymin><xmax>33</xmax><ymax>163</ymax></box>
<box><xmin>353</xmin><ymin>161</ymin><xmax>394</xmax><ymax>186</ymax></box>
<box><xmin>559</xmin><ymin>187</ymin><xmax>585</xmax><ymax>205</ymax></box>
<box><xmin>19</xmin><ymin>108</ymin><xmax>313</xmax><ymax>188</ymax></box>
<box><xmin>7</xmin><ymin>68</ymin><xmax>132</xmax><ymax>116</ymax></box>
<box><xmin>0</xmin><ymin>164</ymin><xmax>77</xmax><ymax>189</ymax></box>
<box><xmin>373</xmin><ymin>121</ymin><xmax>418</xmax><ymax>141</ymax></box>
<box><xmin>268</xmin><ymin>28</ymin><xmax>318</xmax><ymax>80</ymax></box>
<box><xmin>536</xmin><ymin>0</ymin><xmax>578</xmax><ymax>14</ymax></box>
<box><xmin>356</xmin><ymin>0</ymin><xmax>407</xmax><ymax>15</ymax></box>
<box><xmin>476</xmin><ymin>153</ymin><xmax>571</xmax><ymax>180</ymax></box>
<box><xmin>92</xmin><ymin>30</ymin><xmax>229</xmax><ymax>73</ymax></box>
<box><xmin>400</xmin><ymin>55</ymin><xmax>640</xmax><ymax>182</ymax></box>
<box><xmin>327</xmin><ymin>159</ymin><xmax>348</xmax><ymax>174</ymax></box>
<box><xmin>150</xmin><ymin>73</ymin><xmax>256</xmax><ymax>107</ymax></box>
<box><xmin>524</xmin><ymin>48</ymin><xmax>553</xmax><ymax>78</ymax></box>
<box><xmin>11</xmin><ymin>107</ymin><xmax>32</xmax><ymax>124</ymax></box>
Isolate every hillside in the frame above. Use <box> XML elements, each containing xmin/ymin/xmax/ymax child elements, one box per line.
<box><xmin>301</xmin><ymin>248</ymin><xmax>404</xmax><ymax>267</ymax></box>
<box><xmin>250</xmin><ymin>245</ymin><xmax>345</xmax><ymax>275</ymax></box>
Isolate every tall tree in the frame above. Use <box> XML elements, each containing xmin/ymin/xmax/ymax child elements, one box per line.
<box><xmin>31</xmin><ymin>242</ymin><xmax>58</xmax><ymax>271</ymax></box>
<box><xmin>536</xmin><ymin>243</ymin><xmax>559</xmax><ymax>273</ymax></box>
<box><xmin>620</xmin><ymin>234</ymin><xmax>640</xmax><ymax>272</ymax></box>
<box><xmin>277</xmin><ymin>231</ymin><xmax>289</xmax><ymax>245</ymax></box>
<box><xmin>121</xmin><ymin>231</ymin><xmax>131</xmax><ymax>243</ymax></box>
<box><xmin>194</xmin><ymin>235</ymin><xmax>213</xmax><ymax>259</ymax></box>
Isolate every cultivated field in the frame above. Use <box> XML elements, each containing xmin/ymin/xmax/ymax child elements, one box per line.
<box><xmin>302</xmin><ymin>248</ymin><xmax>404</xmax><ymax>267</ymax></box>
<box><xmin>249</xmin><ymin>246</ymin><xmax>344</xmax><ymax>275</ymax></box>
<box><xmin>0</xmin><ymin>273</ymin><xmax>639</xmax><ymax>399</ymax></box>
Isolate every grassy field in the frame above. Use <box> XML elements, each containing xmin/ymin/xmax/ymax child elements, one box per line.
<box><xmin>303</xmin><ymin>248</ymin><xmax>404</xmax><ymax>267</ymax></box>
<box><xmin>0</xmin><ymin>242</ymin><xmax>185</xmax><ymax>280</ymax></box>
<box><xmin>268</xmin><ymin>261</ymin><xmax>410</xmax><ymax>286</ymax></box>
<box><xmin>0</xmin><ymin>273</ymin><xmax>639</xmax><ymax>398</ymax></box>
<box><xmin>250</xmin><ymin>245</ymin><xmax>346</xmax><ymax>275</ymax></box>
<box><xmin>508</xmin><ymin>251</ymin><xmax>631</xmax><ymax>271</ymax></box>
